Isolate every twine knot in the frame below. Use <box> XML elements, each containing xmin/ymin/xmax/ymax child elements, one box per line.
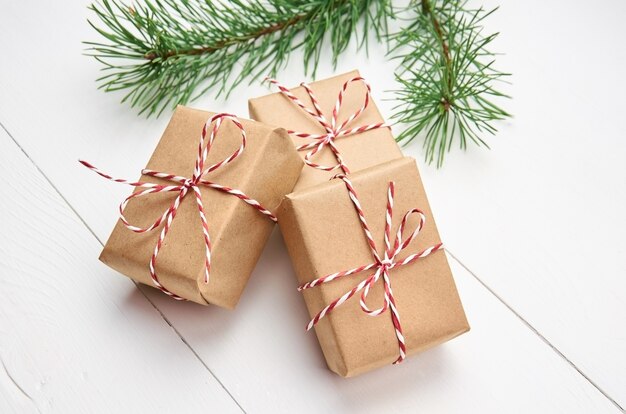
<box><xmin>266</xmin><ymin>76</ymin><xmax>390</xmax><ymax>175</ymax></box>
<box><xmin>378</xmin><ymin>257</ymin><xmax>394</xmax><ymax>269</ymax></box>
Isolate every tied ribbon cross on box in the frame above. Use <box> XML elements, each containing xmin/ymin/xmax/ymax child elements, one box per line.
<box><xmin>80</xmin><ymin>113</ymin><xmax>276</xmax><ymax>300</ymax></box>
<box><xmin>299</xmin><ymin>176</ymin><xmax>444</xmax><ymax>364</ymax></box>
<box><xmin>266</xmin><ymin>76</ymin><xmax>390</xmax><ymax>174</ymax></box>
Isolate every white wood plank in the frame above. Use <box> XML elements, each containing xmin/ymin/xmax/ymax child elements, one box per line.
<box><xmin>0</xmin><ymin>0</ymin><xmax>624</xmax><ymax>412</ymax></box>
<box><xmin>0</xmin><ymin>131</ymin><xmax>241</xmax><ymax>413</ymax></box>
<box><xmin>138</xmin><ymin>233</ymin><xmax>620</xmax><ymax>413</ymax></box>
<box><xmin>398</xmin><ymin>0</ymin><xmax>626</xmax><ymax>405</ymax></box>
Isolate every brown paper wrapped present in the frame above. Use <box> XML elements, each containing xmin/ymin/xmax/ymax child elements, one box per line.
<box><xmin>248</xmin><ymin>70</ymin><xmax>403</xmax><ymax>191</ymax></box>
<box><xmin>277</xmin><ymin>157</ymin><xmax>469</xmax><ymax>377</ymax></box>
<box><xmin>85</xmin><ymin>107</ymin><xmax>302</xmax><ymax>308</ymax></box>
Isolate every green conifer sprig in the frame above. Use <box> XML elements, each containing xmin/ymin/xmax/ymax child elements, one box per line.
<box><xmin>86</xmin><ymin>0</ymin><xmax>392</xmax><ymax>116</ymax></box>
<box><xmin>391</xmin><ymin>0</ymin><xmax>511</xmax><ymax>166</ymax></box>
<box><xmin>85</xmin><ymin>0</ymin><xmax>510</xmax><ymax>166</ymax></box>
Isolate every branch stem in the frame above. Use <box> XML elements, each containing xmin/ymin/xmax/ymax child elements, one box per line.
<box><xmin>421</xmin><ymin>0</ymin><xmax>453</xmax><ymax>109</ymax></box>
<box><xmin>144</xmin><ymin>13</ymin><xmax>308</xmax><ymax>60</ymax></box>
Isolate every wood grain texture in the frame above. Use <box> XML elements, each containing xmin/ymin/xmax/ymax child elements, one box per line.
<box><xmin>0</xmin><ymin>0</ymin><xmax>624</xmax><ymax>412</ymax></box>
<box><xmin>0</xmin><ymin>130</ymin><xmax>241</xmax><ymax>413</ymax></box>
<box><xmin>136</xmin><ymin>232</ymin><xmax>620</xmax><ymax>413</ymax></box>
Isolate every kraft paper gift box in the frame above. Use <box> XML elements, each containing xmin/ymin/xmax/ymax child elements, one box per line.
<box><xmin>248</xmin><ymin>70</ymin><xmax>403</xmax><ymax>191</ymax></box>
<box><xmin>277</xmin><ymin>157</ymin><xmax>469</xmax><ymax>377</ymax></box>
<box><xmin>93</xmin><ymin>106</ymin><xmax>302</xmax><ymax>308</ymax></box>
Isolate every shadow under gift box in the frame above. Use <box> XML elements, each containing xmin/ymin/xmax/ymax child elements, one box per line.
<box><xmin>248</xmin><ymin>70</ymin><xmax>403</xmax><ymax>192</ymax></box>
<box><xmin>99</xmin><ymin>106</ymin><xmax>303</xmax><ymax>309</ymax></box>
<box><xmin>277</xmin><ymin>157</ymin><xmax>469</xmax><ymax>377</ymax></box>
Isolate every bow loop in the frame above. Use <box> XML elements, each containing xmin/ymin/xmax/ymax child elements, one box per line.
<box><xmin>197</xmin><ymin>113</ymin><xmax>247</xmax><ymax>178</ymax></box>
<box><xmin>299</xmin><ymin>82</ymin><xmax>333</xmax><ymax>132</ymax></box>
<box><xmin>80</xmin><ymin>113</ymin><xmax>275</xmax><ymax>300</ymax></box>
<box><xmin>358</xmin><ymin>269</ymin><xmax>390</xmax><ymax>316</ymax></box>
<box><xmin>391</xmin><ymin>208</ymin><xmax>426</xmax><ymax>260</ymax></box>
<box><xmin>332</xmin><ymin>76</ymin><xmax>373</xmax><ymax>133</ymax></box>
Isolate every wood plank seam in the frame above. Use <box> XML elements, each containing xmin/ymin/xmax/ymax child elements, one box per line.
<box><xmin>0</xmin><ymin>120</ymin><xmax>247</xmax><ymax>414</ymax></box>
<box><xmin>445</xmin><ymin>249</ymin><xmax>624</xmax><ymax>412</ymax></box>
<box><xmin>2</xmin><ymin>116</ymin><xmax>622</xmax><ymax>412</ymax></box>
<box><xmin>1</xmin><ymin>356</ymin><xmax>39</xmax><ymax>413</ymax></box>
<box><xmin>135</xmin><ymin>284</ymin><xmax>247</xmax><ymax>414</ymax></box>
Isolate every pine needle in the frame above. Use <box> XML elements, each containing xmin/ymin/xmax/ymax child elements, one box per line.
<box><xmin>85</xmin><ymin>0</ymin><xmax>392</xmax><ymax>116</ymax></box>
<box><xmin>391</xmin><ymin>0</ymin><xmax>511</xmax><ymax>167</ymax></box>
<box><xmin>85</xmin><ymin>0</ymin><xmax>510</xmax><ymax>166</ymax></box>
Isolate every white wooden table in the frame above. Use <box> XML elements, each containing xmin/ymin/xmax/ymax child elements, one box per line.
<box><xmin>1</xmin><ymin>1</ymin><xmax>624</xmax><ymax>412</ymax></box>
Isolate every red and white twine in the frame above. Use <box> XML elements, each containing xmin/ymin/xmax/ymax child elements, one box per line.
<box><xmin>299</xmin><ymin>176</ymin><xmax>443</xmax><ymax>364</ymax></box>
<box><xmin>80</xmin><ymin>113</ymin><xmax>277</xmax><ymax>300</ymax></box>
<box><xmin>266</xmin><ymin>77</ymin><xmax>390</xmax><ymax>174</ymax></box>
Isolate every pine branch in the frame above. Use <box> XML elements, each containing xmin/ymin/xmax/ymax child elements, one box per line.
<box><xmin>85</xmin><ymin>0</ymin><xmax>393</xmax><ymax>116</ymax></box>
<box><xmin>86</xmin><ymin>0</ymin><xmax>510</xmax><ymax>166</ymax></box>
<box><xmin>391</xmin><ymin>0</ymin><xmax>511</xmax><ymax>167</ymax></box>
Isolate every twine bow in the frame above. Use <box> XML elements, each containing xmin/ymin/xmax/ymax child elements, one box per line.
<box><xmin>298</xmin><ymin>176</ymin><xmax>443</xmax><ymax>364</ymax></box>
<box><xmin>266</xmin><ymin>77</ymin><xmax>390</xmax><ymax>175</ymax></box>
<box><xmin>80</xmin><ymin>113</ymin><xmax>276</xmax><ymax>300</ymax></box>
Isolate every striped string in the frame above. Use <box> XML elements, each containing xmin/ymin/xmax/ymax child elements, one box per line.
<box><xmin>299</xmin><ymin>176</ymin><xmax>444</xmax><ymax>364</ymax></box>
<box><xmin>266</xmin><ymin>77</ymin><xmax>390</xmax><ymax>175</ymax></box>
<box><xmin>80</xmin><ymin>113</ymin><xmax>277</xmax><ymax>300</ymax></box>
